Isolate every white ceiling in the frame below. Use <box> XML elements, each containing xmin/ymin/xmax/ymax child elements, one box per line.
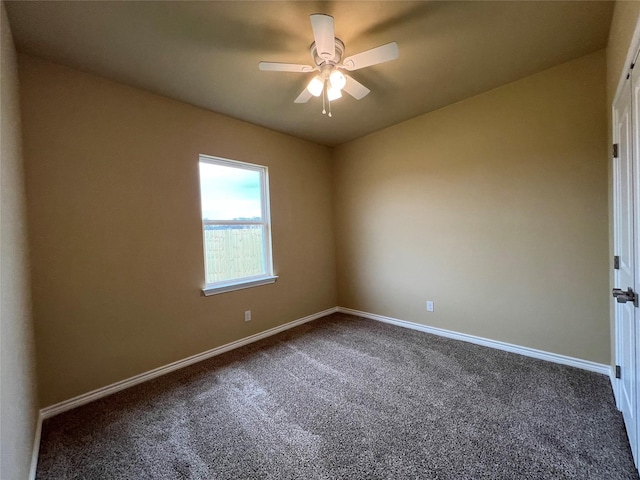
<box><xmin>6</xmin><ymin>1</ymin><xmax>614</xmax><ymax>146</ymax></box>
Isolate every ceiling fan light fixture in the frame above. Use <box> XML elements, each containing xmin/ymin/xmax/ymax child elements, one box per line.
<box><xmin>259</xmin><ymin>13</ymin><xmax>398</xmax><ymax>115</ymax></box>
<box><xmin>329</xmin><ymin>69</ymin><xmax>346</xmax><ymax>91</ymax></box>
<box><xmin>327</xmin><ymin>85</ymin><xmax>342</xmax><ymax>101</ymax></box>
<box><xmin>307</xmin><ymin>76</ymin><xmax>324</xmax><ymax>97</ymax></box>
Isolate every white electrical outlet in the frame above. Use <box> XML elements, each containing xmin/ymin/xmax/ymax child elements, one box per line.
<box><xmin>244</xmin><ymin>310</ymin><xmax>251</xmax><ymax>321</ymax></box>
<box><xmin>426</xmin><ymin>301</ymin><xmax>434</xmax><ymax>312</ymax></box>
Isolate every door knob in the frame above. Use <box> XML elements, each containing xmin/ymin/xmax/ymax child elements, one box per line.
<box><xmin>612</xmin><ymin>287</ymin><xmax>639</xmax><ymax>307</ymax></box>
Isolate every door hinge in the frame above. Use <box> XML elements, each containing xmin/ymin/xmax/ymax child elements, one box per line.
<box><xmin>613</xmin><ymin>143</ymin><xmax>619</xmax><ymax>158</ymax></box>
<box><xmin>614</xmin><ymin>255</ymin><xmax>620</xmax><ymax>269</ymax></box>
<box><xmin>616</xmin><ymin>365</ymin><xmax>621</xmax><ymax>379</ymax></box>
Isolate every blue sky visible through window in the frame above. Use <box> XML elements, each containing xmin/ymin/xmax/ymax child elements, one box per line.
<box><xmin>199</xmin><ymin>162</ymin><xmax>261</xmax><ymax>220</ymax></box>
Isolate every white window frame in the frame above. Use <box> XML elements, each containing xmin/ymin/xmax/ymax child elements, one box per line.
<box><xmin>198</xmin><ymin>154</ymin><xmax>277</xmax><ymax>296</ymax></box>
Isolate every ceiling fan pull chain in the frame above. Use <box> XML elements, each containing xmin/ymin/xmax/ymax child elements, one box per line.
<box><xmin>322</xmin><ymin>82</ymin><xmax>327</xmax><ymax>115</ymax></box>
<box><xmin>323</xmin><ymin>80</ymin><xmax>333</xmax><ymax>117</ymax></box>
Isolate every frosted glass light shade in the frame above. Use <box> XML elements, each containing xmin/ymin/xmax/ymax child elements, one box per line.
<box><xmin>329</xmin><ymin>70</ymin><xmax>346</xmax><ymax>90</ymax></box>
<box><xmin>306</xmin><ymin>76</ymin><xmax>324</xmax><ymax>97</ymax></box>
<box><xmin>327</xmin><ymin>85</ymin><xmax>342</xmax><ymax>101</ymax></box>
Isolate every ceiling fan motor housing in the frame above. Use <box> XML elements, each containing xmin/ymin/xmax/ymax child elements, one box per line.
<box><xmin>310</xmin><ymin>38</ymin><xmax>345</xmax><ymax>67</ymax></box>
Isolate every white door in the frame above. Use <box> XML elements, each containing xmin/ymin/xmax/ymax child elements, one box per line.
<box><xmin>613</xmin><ymin>64</ymin><xmax>639</xmax><ymax>469</ymax></box>
<box><xmin>632</xmin><ymin>59</ymin><xmax>640</xmax><ymax>468</ymax></box>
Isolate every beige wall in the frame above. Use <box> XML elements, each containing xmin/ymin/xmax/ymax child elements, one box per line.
<box><xmin>333</xmin><ymin>51</ymin><xmax>609</xmax><ymax>364</ymax></box>
<box><xmin>606</xmin><ymin>1</ymin><xmax>640</xmax><ymax>366</ymax></box>
<box><xmin>19</xmin><ymin>55</ymin><xmax>337</xmax><ymax>407</ymax></box>
<box><xmin>0</xmin><ymin>3</ymin><xmax>39</xmax><ymax>479</ymax></box>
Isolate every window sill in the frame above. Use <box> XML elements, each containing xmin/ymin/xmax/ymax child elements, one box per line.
<box><xmin>202</xmin><ymin>276</ymin><xmax>278</xmax><ymax>296</ymax></box>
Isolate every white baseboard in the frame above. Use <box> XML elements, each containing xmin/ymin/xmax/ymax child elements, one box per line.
<box><xmin>40</xmin><ymin>305</ymin><xmax>611</xmax><ymax>421</ymax></box>
<box><xmin>29</xmin><ymin>411</ymin><xmax>43</xmax><ymax>480</ymax></box>
<box><xmin>40</xmin><ymin>307</ymin><xmax>338</xmax><ymax>419</ymax></box>
<box><xmin>337</xmin><ymin>307</ymin><xmax>611</xmax><ymax>376</ymax></box>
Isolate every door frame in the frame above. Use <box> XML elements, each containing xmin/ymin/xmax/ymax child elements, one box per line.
<box><xmin>612</xmin><ymin>18</ymin><xmax>640</xmax><ymax>471</ymax></box>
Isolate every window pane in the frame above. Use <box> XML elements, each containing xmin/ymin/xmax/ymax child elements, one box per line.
<box><xmin>199</xmin><ymin>162</ymin><xmax>262</xmax><ymax>221</ymax></box>
<box><xmin>203</xmin><ymin>224</ymin><xmax>266</xmax><ymax>284</ymax></box>
<box><xmin>198</xmin><ymin>155</ymin><xmax>274</xmax><ymax>293</ymax></box>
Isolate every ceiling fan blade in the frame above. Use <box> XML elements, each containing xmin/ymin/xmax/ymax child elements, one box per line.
<box><xmin>294</xmin><ymin>88</ymin><xmax>313</xmax><ymax>104</ymax></box>
<box><xmin>310</xmin><ymin>14</ymin><xmax>335</xmax><ymax>61</ymax></box>
<box><xmin>259</xmin><ymin>62</ymin><xmax>315</xmax><ymax>73</ymax></box>
<box><xmin>342</xmin><ymin>42</ymin><xmax>399</xmax><ymax>71</ymax></box>
<box><xmin>342</xmin><ymin>75</ymin><xmax>371</xmax><ymax>100</ymax></box>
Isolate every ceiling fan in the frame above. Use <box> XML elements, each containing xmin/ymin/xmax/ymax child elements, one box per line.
<box><xmin>259</xmin><ymin>14</ymin><xmax>399</xmax><ymax>117</ymax></box>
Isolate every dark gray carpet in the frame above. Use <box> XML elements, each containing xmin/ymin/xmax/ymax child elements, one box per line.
<box><xmin>36</xmin><ymin>313</ymin><xmax>638</xmax><ymax>479</ymax></box>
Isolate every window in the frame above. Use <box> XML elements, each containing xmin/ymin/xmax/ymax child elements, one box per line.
<box><xmin>198</xmin><ymin>155</ymin><xmax>276</xmax><ymax>295</ymax></box>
